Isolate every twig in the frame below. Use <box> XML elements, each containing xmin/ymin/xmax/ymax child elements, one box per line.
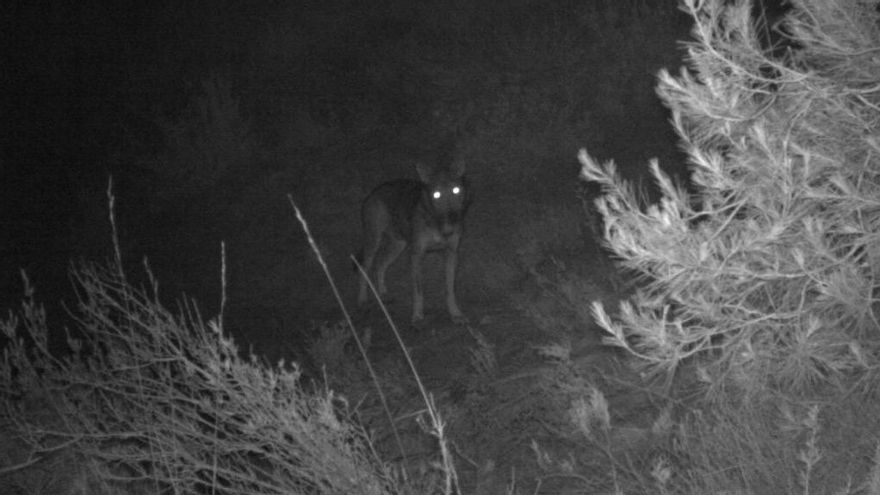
<box><xmin>286</xmin><ymin>195</ymin><xmax>408</xmax><ymax>467</ymax></box>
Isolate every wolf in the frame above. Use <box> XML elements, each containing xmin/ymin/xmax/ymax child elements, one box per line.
<box><xmin>357</xmin><ymin>160</ymin><xmax>471</xmax><ymax>326</ymax></box>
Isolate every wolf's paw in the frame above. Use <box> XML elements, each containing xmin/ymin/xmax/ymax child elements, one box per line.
<box><xmin>411</xmin><ymin>316</ymin><xmax>427</xmax><ymax>331</ymax></box>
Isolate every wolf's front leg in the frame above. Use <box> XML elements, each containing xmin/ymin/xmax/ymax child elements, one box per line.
<box><xmin>445</xmin><ymin>244</ymin><xmax>467</xmax><ymax>325</ymax></box>
<box><xmin>411</xmin><ymin>250</ymin><xmax>426</xmax><ymax>326</ymax></box>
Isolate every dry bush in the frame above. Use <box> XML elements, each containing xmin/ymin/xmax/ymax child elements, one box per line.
<box><xmin>668</xmin><ymin>387</ymin><xmax>880</xmax><ymax>495</ymax></box>
<box><xmin>0</xmin><ymin>263</ymin><xmax>396</xmax><ymax>495</ymax></box>
<box><xmin>581</xmin><ymin>0</ymin><xmax>880</xmax><ymax>395</ymax></box>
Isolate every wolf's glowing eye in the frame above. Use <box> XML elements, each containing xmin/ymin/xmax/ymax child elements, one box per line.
<box><xmin>452</xmin><ymin>186</ymin><xmax>461</xmax><ymax>195</ymax></box>
<box><xmin>433</xmin><ymin>191</ymin><xmax>441</xmax><ymax>199</ymax></box>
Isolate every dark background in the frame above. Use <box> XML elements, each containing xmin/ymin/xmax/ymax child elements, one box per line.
<box><xmin>1</xmin><ymin>1</ymin><xmax>785</xmax><ymax>359</ymax></box>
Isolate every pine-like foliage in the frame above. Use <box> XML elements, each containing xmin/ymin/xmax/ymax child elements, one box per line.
<box><xmin>580</xmin><ymin>0</ymin><xmax>880</xmax><ymax>393</ymax></box>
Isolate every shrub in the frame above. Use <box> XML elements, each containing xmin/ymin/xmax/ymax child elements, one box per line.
<box><xmin>580</xmin><ymin>0</ymin><xmax>880</xmax><ymax>394</ymax></box>
<box><xmin>0</xmin><ymin>263</ymin><xmax>395</xmax><ymax>494</ymax></box>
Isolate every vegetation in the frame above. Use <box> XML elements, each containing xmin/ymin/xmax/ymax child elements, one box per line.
<box><xmin>575</xmin><ymin>0</ymin><xmax>880</xmax><ymax>493</ymax></box>
<box><xmin>4</xmin><ymin>0</ymin><xmax>880</xmax><ymax>493</ymax></box>
<box><xmin>582</xmin><ymin>0</ymin><xmax>880</xmax><ymax>394</ymax></box>
<box><xmin>0</xmin><ymin>262</ymin><xmax>400</xmax><ymax>494</ymax></box>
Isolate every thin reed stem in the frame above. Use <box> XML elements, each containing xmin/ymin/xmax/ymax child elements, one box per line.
<box><xmin>286</xmin><ymin>195</ymin><xmax>408</xmax><ymax>467</ymax></box>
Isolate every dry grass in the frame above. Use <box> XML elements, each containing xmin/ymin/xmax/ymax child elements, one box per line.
<box><xmin>0</xmin><ymin>262</ymin><xmax>396</xmax><ymax>495</ymax></box>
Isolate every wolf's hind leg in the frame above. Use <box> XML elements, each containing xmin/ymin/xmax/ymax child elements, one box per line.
<box><xmin>375</xmin><ymin>237</ymin><xmax>406</xmax><ymax>301</ymax></box>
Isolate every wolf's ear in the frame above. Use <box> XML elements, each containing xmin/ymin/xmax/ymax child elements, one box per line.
<box><xmin>450</xmin><ymin>159</ymin><xmax>466</xmax><ymax>178</ymax></box>
<box><xmin>416</xmin><ymin>162</ymin><xmax>433</xmax><ymax>183</ymax></box>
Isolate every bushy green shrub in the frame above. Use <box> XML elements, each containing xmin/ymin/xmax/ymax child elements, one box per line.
<box><xmin>580</xmin><ymin>0</ymin><xmax>880</xmax><ymax>394</ymax></box>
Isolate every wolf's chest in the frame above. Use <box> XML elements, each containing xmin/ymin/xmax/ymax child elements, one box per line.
<box><xmin>415</xmin><ymin>223</ymin><xmax>460</xmax><ymax>251</ymax></box>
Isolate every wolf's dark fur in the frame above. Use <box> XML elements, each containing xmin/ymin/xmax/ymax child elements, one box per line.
<box><xmin>357</xmin><ymin>160</ymin><xmax>471</xmax><ymax>325</ymax></box>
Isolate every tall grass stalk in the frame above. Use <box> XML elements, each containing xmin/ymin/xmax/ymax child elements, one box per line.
<box><xmin>288</xmin><ymin>195</ymin><xmax>460</xmax><ymax>494</ymax></box>
<box><xmin>286</xmin><ymin>195</ymin><xmax>406</xmax><ymax>465</ymax></box>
